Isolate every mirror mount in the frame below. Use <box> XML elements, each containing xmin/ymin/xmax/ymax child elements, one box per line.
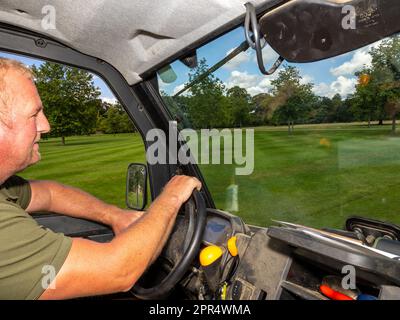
<box><xmin>244</xmin><ymin>2</ymin><xmax>284</xmax><ymax>75</ymax></box>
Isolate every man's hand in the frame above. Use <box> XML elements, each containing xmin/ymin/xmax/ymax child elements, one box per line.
<box><xmin>111</xmin><ymin>175</ymin><xmax>201</xmax><ymax>235</ymax></box>
<box><xmin>111</xmin><ymin>210</ymin><xmax>144</xmax><ymax>235</ymax></box>
<box><xmin>158</xmin><ymin>175</ymin><xmax>202</xmax><ymax>208</ymax></box>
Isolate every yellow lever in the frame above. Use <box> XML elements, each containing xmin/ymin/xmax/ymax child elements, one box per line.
<box><xmin>227</xmin><ymin>236</ymin><xmax>238</xmax><ymax>256</ymax></box>
<box><xmin>199</xmin><ymin>245</ymin><xmax>223</xmax><ymax>267</ymax></box>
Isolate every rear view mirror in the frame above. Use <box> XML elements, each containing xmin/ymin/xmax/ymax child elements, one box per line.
<box><xmin>126</xmin><ymin>163</ymin><xmax>147</xmax><ymax>211</ymax></box>
<box><xmin>259</xmin><ymin>0</ymin><xmax>400</xmax><ymax>63</ymax></box>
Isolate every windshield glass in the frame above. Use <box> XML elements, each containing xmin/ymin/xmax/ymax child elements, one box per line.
<box><xmin>157</xmin><ymin>26</ymin><xmax>400</xmax><ymax>229</ymax></box>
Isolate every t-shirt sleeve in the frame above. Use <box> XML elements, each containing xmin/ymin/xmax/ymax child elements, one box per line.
<box><xmin>2</xmin><ymin>175</ymin><xmax>32</xmax><ymax>210</ymax></box>
<box><xmin>0</xmin><ymin>202</ymin><xmax>72</xmax><ymax>300</ymax></box>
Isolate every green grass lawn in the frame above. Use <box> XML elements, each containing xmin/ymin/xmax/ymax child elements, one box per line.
<box><xmin>21</xmin><ymin>124</ymin><xmax>400</xmax><ymax>230</ymax></box>
<box><xmin>22</xmin><ymin>133</ymin><xmax>146</xmax><ymax>209</ymax></box>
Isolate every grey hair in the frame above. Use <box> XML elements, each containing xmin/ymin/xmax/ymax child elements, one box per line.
<box><xmin>0</xmin><ymin>58</ymin><xmax>34</xmax><ymax>125</ymax></box>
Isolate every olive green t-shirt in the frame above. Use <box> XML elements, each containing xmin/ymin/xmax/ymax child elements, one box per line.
<box><xmin>0</xmin><ymin>176</ymin><xmax>72</xmax><ymax>300</ymax></box>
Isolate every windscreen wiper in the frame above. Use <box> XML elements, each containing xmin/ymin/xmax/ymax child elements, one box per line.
<box><xmin>173</xmin><ymin>40</ymin><xmax>250</xmax><ymax>97</ymax></box>
<box><xmin>174</xmin><ymin>2</ymin><xmax>286</xmax><ymax>98</ymax></box>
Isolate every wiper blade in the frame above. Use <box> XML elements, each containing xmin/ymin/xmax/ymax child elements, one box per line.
<box><xmin>173</xmin><ymin>40</ymin><xmax>250</xmax><ymax>97</ymax></box>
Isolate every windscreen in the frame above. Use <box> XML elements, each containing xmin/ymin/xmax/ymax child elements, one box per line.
<box><xmin>157</xmin><ymin>26</ymin><xmax>400</xmax><ymax>229</ymax></box>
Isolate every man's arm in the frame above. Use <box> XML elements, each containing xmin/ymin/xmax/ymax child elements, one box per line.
<box><xmin>28</xmin><ymin>179</ymin><xmax>173</xmax><ymax>267</ymax></box>
<box><xmin>39</xmin><ymin>175</ymin><xmax>201</xmax><ymax>300</ymax></box>
<box><xmin>26</xmin><ymin>180</ymin><xmax>143</xmax><ymax>235</ymax></box>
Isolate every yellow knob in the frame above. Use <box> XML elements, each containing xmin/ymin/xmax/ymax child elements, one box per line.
<box><xmin>227</xmin><ymin>236</ymin><xmax>238</xmax><ymax>256</ymax></box>
<box><xmin>199</xmin><ymin>245</ymin><xmax>223</xmax><ymax>267</ymax></box>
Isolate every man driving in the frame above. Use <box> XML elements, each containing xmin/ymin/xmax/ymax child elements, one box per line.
<box><xmin>0</xmin><ymin>57</ymin><xmax>201</xmax><ymax>299</ymax></box>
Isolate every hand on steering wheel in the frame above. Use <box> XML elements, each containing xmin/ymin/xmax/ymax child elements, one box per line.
<box><xmin>131</xmin><ymin>188</ymin><xmax>207</xmax><ymax>299</ymax></box>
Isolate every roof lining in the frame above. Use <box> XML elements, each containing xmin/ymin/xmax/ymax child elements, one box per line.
<box><xmin>0</xmin><ymin>0</ymin><xmax>280</xmax><ymax>85</ymax></box>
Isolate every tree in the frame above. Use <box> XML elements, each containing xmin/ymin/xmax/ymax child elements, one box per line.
<box><xmin>160</xmin><ymin>92</ymin><xmax>192</xmax><ymax>129</ymax></box>
<box><xmin>385</xmin><ymin>93</ymin><xmax>400</xmax><ymax>133</ymax></box>
<box><xmin>32</xmin><ymin>62</ymin><xmax>101</xmax><ymax>144</ymax></box>
<box><xmin>308</xmin><ymin>94</ymin><xmax>346</xmax><ymax>124</ymax></box>
<box><xmin>351</xmin><ymin>68</ymin><xmax>384</xmax><ymax>127</ymax></box>
<box><xmin>185</xmin><ymin>59</ymin><xmax>228</xmax><ymax>128</ymax></box>
<box><xmin>226</xmin><ymin>86</ymin><xmax>252</xmax><ymax>127</ymax></box>
<box><xmin>351</xmin><ymin>36</ymin><xmax>400</xmax><ymax>132</ymax></box>
<box><xmin>251</xmin><ymin>93</ymin><xmax>274</xmax><ymax>125</ymax></box>
<box><xmin>270</xmin><ymin>66</ymin><xmax>316</xmax><ymax>133</ymax></box>
<box><xmin>336</xmin><ymin>97</ymin><xmax>356</xmax><ymax>123</ymax></box>
<box><xmin>370</xmin><ymin>36</ymin><xmax>400</xmax><ymax>133</ymax></box>
<box><xmin>99</xmin><ymin>103</ymin><xmax>135</xmax><ymax>134</ymax></box>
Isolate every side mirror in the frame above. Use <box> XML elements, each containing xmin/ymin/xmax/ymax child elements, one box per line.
<box><xmin>126</xmin><ymin>163</ymin><xmax>147</xmax><ymax>211</ymax></box>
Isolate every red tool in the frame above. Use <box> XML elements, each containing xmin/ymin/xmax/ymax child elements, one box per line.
<box><xmin>319</xmin><ymin>285</ymin><xmax>354</xmax><ymax>300</ymax></box>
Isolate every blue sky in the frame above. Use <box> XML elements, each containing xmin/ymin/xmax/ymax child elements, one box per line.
<box><xmin>1</xmin><ymin>25</ymin><xmax>381</xmax><ymax>102</ymax></box>
<box><xmin>160</xmin><ymin>26</ymin><xmax>380</xmax><ymax>99</ymax></box>
<box><xmin>0</xmin><ymin>51</ymin><xmax>115</xmax><ymax>103</ymax></box>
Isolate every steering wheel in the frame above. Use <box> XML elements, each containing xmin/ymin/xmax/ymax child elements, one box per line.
<box><xmin>131</xmin><ymin>189</ymin><xmax>207</xmax><ymax>299</ymax></box>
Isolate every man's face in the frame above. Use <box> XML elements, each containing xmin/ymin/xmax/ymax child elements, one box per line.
<box><xmin>0</xmin><ymin>70</ymin><xmax>50</xmax><ymax>172</ymax></box>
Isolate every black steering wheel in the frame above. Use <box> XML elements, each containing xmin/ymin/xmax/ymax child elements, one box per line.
<box><xmin>131</xmin><ymin>189</ymin><xmax>207</xmax><ymax>299</ymax></box>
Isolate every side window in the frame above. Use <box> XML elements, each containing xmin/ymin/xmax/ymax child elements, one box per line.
<box><xmin>0</xmin><ymin>52</ymin><xmax>147</xmax><ymax>209</ymax></box>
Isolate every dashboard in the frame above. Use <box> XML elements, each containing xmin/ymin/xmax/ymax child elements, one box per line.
<box><xmin>203</xmin><ymin>215</ymin><xmax>233</xmax><ymax>245</ymax></box>
<box><xmin>36</xmin><ymin>209</ymin><xmax>400</xmax><ymax>300</ymax></box>
<box><xmin>201</xmin><ymin>209</ymin><xmax>249</xmax><ymax>247</ymax></box>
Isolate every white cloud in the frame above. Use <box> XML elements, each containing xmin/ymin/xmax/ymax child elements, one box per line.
<box><xmin>300</xmin><ymin>74</ymin><xmax>314</xmax><ymax>85</ymax></box>
<box><xmin>313</xmin><ymin>82</ymin><xmax>332</xmax><ymax>97</ymax></box>
<box><xmin>329</xmin><ymin>39</ymin><xmax>385</xmax><ymax>77</ymax></box>
<box><xmin>172</xmin><ymin>84</ymin><xmax>185</xmax><ymax>95</ymax></box>
<box><xmin>101</xmin><ymin>97</ymin><xmax>117</xmax><ymax>104</ymax></box>
<box><xmin>224</xmin><ymin>69</ymin><xmax>314</xmax><ymax>97</ymax></box>
<box><xmin>313</xmin><ymin>76</ymin><xmax>357</xmax><ymax>98</ymax></box>
<box><xmin>330</xmin><ymin>48</ymin><xmax>372</xmax><ymax>76</ymax></box>
<box><xmin>224</xmin><ymin>39</ymin><xmax>389</xmax><ymax>98</ymax></box>
<box><xmin>331</xmin><ymin>76</ymin><xmax>357</xmax><ymax>97</ymax></box>
<box><xmin>225</xmin><ymin>70</ymin><xmax>261</xmax><ymax>96</ymax></box>
<box><xmin>223</xmin><ymin>48</ymin><xmax>251</xmax><ymax>70</ymax></box>
<box><xmin>224</xmin><ymin>70</ymin><xmax>279</xmax><ymax>96</ymax></box>
<box><xmin>246</xmin><ymin>85</ymin><xmax>269</xmax><ymax>96</ymax></box>
<box><xmin>226</xmin><ymin>70</ymin><xmax>259</xmax><ymax>88</ymax></box>
<box><xmin>224</xmin><ymin>67</ymin><xmax>356</xmax><ymax>99</ymax></box>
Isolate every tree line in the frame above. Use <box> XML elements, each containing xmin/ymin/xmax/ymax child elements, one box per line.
<box><xmin>163</xmin><ymin>36</ymin><xmax>400</xmax><ymax>133</ymax></box>
<box><xmin>31</xmin><ymin>35</ymin><xmax>399</xmax><ymax>145</ymax></box>
<box><xmin>32</xmin><ymin>62</ymin><xmax>135</xmax><ymax>145</ymax></box>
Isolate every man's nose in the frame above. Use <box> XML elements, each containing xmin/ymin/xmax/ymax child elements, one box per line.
<box><xmin>37</xmin><ymin>111</ymin><xmax>51</xmax><ymax>134</ymax></box>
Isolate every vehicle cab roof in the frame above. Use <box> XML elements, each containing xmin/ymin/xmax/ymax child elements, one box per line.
<box><xmin>0</xmin><ymin>0</ymin><xmax>275</xmax><ymax>84</ymax></box>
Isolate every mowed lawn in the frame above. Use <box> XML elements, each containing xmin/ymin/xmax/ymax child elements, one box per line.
<box><xmin>21</xmin><ymin>124</ymin><xmax>400</xmax><ymax>229</ymax></box>
<box><xmin>22</xmin><ymin>133</ymin><xmax>146</xmax><ymax>209</ymax></box>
